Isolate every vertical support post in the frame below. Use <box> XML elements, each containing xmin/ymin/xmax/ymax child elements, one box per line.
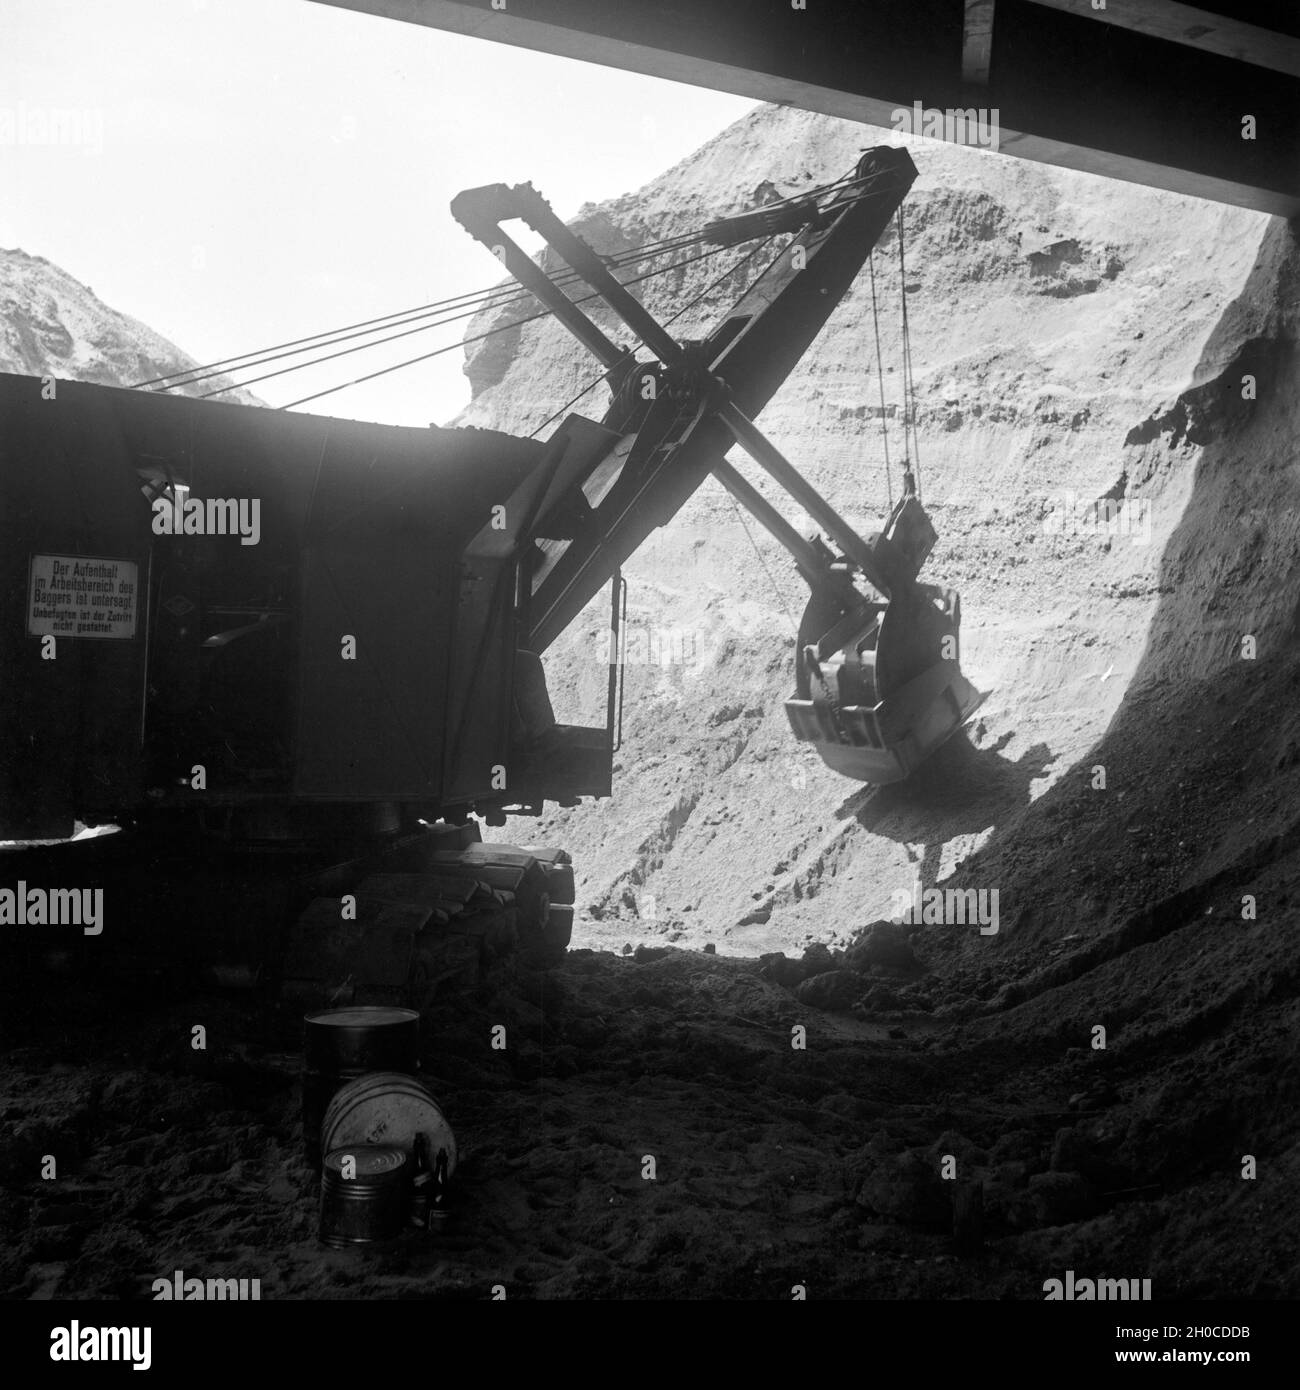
<box><xmin>606</xmin><ymin>572</ymin><xmax>627</xmax><ymax>753</ymax></box>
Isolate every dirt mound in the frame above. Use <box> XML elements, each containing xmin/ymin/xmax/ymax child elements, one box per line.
<box><xmin>0</xmin><ymin>247</ymin><xmax>264</xmax><ymax>404</ymax></box>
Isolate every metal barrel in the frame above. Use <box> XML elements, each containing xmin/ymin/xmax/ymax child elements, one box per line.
<box><xmin>321</xmin><ymin>1071</ymin><xmax>458</xmax><ymax>1179</ymax></box>
<box><xmin>302</xmin><ymin>1007</ymin><xmax>420</xmax><ymax>1168</ymax></box>
<box><xmin>318</xmin><ymin>1145</ymin><xmax>410</xmax><ymax>1249</ymax></box>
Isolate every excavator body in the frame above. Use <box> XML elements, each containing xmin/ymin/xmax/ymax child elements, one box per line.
<box><xmin>0</xmin><ymin>144</ymin><xmax>983</xmax><ymax>996</ymax></box>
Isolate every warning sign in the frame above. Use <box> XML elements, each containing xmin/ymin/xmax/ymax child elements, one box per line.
<box><xmin>27</xmin><ymin>554</ymin><xmax>139</xmax><ymax>640</ymax></box>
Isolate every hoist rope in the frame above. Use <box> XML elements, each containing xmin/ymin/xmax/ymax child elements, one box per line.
<box><xmin>134</xmin><ymin>174</ymin><xmax>880</xmax><ymax>393</ymax></box>
<box><xmin>160</xmin><ymin>170</ymin><xmax>900</xmax><ymax>410</ymax></box>
<box><xmin>728</xmin><ymin>493</ymin><xmax>802</xmax><ymax>640</ymax></box>
<box><xmin>526</xmin><ymin>367</ymin><xmax>618</xmax><ymax>440</ymax></box>
<box><xmin>133</xmin><ymin>234</ymin><xmax>717</xmax><ymax>393</ymax></box>
<box><xmin>525</xmin><ymin>231</ymin><xmax>785</xmax><ymax>438</ymax></box>
<box><xmin>272</xmin><ymin>242</ymin><xmax>739</xmax><ymax>410</ymax></box>
<box><xmin>867</xmin><ymin>249</ymin><xmax>894</xmax><ymax>512</ymax></box>
<box><xmin>896</xmin><ymin>205</ymin><xmax>923</xmax><ymax>502</ymax></box>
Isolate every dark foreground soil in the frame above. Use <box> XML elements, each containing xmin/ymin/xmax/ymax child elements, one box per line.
<box><xmin>2</xmin><ymin>869</ymin><xmax>1296</xmax><ymax>1303</ymax></box>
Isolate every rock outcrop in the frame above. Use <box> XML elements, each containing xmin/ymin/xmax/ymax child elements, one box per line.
<box><xmin>0</xmin><ymin>247</ymin><xmax>262</xmax><ymax>404</ymax></box>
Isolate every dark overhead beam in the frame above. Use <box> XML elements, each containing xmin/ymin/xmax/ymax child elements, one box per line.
<box><xmin>1023</xmin><ymin>0</ymin><xmax>1300</xmax><ymax>79</ymax></box>
<box><xmin>308</xmin><ymin>0</ymin><xmax>1300</xmax><ymax>217</ymax></box>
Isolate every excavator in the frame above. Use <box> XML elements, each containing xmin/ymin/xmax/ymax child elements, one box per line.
<box><xmin>0</xmin><ymin>144</ymin><xmax>982</xmax><ymax>1002</ymax></box>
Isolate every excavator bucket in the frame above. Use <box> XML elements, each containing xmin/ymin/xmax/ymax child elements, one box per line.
<box><xmin>784</xmin><ymin>495</ymin><xmax>985</xmax><ymax>784</ymax></box>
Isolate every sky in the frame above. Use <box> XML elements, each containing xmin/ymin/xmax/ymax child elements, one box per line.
<box><xmin>1</xmin><ymin>0</ymin><xmax>757</xmax><ymax>425</ymax></box>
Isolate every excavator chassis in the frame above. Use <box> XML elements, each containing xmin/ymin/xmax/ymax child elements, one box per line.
<box><xmin>0</xmin><ymin>143</ymin><xmax>982</xmax><ymax>1015</ymax></box>
<box><xmin>1</xmin><ymin>818</ymin><xmax>573</xmax><ymax>1006</ymax></box>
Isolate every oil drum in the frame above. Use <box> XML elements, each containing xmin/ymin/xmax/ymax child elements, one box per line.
<box><xmin>302</xmin><ymin>1006</ymin><xmax>420</xmax><ymax>1168</ymax></box>
<box><xmin>318</xmin><ymin>1144</ymin><xmax>410</xmax><ymax>1248</ymax></box>
<box><xmin>321</xmin><ymin>1071</ymin><xmax>457</xmax><ymax>1179</ymax></box>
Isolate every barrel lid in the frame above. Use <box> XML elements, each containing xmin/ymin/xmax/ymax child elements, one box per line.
<box><xmin>321</xmin><ymin>1144</ymin><xmax>408</xmax><ymax>1178</ymax></box>
<box><xmin>305</xmin><ymin>1007</ymin><xmax>420</xmax><ymax>1029</ymax></box>
<box><xmin>322</xmin><ymin>1072</ymin><xmax>457</xmax><ymax>1178</ymax></box>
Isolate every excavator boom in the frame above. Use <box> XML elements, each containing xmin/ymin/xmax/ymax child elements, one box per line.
<box><xmin>451</xmin><ymin>146</ymin><xmax>918</xmax><ymax>653</ymax></box>
<box><xmin>453</xmin><ymin>146</ymin><xmax>984</xmax><ymax>785</ymax></box>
